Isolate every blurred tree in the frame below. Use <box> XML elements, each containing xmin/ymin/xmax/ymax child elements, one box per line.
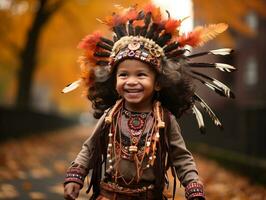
<box><xmin>15</xmin><ymin>0</ymin><xmax>65</xmax><ymax>109</ymax></box>
<box><xmin>0</xmin><ymin>0</ymin><xmax>145</xmax><ymax>112</ymax></box>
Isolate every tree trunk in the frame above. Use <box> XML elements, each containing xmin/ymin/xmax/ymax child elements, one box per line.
<box><xmin>15</xmin><ymin>0</ymin><xmax>63</xmax><ymax>110</ymax></box>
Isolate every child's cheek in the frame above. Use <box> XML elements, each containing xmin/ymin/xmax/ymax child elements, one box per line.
<box><xmin>115</xmin><ymin>80</ymin><xmax>123</xmax><ymax>95</ymax></box>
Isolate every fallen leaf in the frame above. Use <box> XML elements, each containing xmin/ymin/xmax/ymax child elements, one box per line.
<box><xmin>0</xmin><ymin>184</ymin><xmax>19</xmax><ymax>198</ymax></box>
<box><xmin>22</xmin><ymin>181</ymin><xmax>32</xmax><ymax>191</ymax></box>
<box><xmin>53</xmin><ymin>160</ymin><xmax>68</xmax><ymax>174</ymax></box>
<box><xmin>29</xmin><ymin>192</ymin><xmax>46</xmax><ymax>200</ymax></box>
<box><xmin>49</xmin><ymin>183</ymin><xmax>64</xmax><ymax>195</ymax></box>
<box><xmin>30</xmin><ymin>167</ymin><xmax>52</xmax><ymax>179</ymax></box>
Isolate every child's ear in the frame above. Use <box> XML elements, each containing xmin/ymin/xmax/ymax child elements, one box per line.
<box><xmin>155</xmin><ymin>82</ymin><xmax>161</xmax><ymax>91</ymax></box>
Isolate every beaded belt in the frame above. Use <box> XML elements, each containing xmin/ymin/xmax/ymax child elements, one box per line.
<box><xmin>100</xmin><ymin>181</ymin><xmax>154</xmax><ymax>195</ymax></box>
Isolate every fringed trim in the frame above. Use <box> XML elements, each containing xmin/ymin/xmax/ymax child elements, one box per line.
<box><xmin>154</xmin><ymin>101</ymin><xmax>165</xmax><ymax>128</ymax></box>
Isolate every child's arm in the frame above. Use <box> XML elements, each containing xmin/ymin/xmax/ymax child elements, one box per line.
<box><xmin>168</xmin><ymin>114</ymin><xmax>205</xmax><ymax>200</ymax></box>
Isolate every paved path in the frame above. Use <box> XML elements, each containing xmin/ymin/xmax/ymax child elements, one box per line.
<box><xmin>0</xmin><ymin>126</ymin><xmax>265</xmax><ymax>200</ymax></box>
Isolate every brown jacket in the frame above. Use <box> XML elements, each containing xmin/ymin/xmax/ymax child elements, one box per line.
<box><xmin>73</xmin><ymin>111</ymin><xmax>199</xmax><ymax>187</ymax></box>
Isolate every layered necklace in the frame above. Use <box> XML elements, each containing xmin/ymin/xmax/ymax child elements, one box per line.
<box><xmin>105</xmin><ymin>100</ymin><xmax>165</xmax><ymax>184</ymax></box>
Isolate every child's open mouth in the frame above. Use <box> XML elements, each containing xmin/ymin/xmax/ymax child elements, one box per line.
<box><xmin>124</xmin><ymin>89</ymin><xmax>143</xmax><ymax>93</ymax></box>
<box><xmin>123</xmin><ymin>88</ymin><xmax>144</xmax><ymax>99</ymax></box>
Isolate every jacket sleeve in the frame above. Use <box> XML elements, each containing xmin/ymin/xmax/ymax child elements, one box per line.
<box><xmin>72</xmin><ymin>112</ymin><xmax>107</xmax><ymax>170</ymax></box>
<box><xmin>168</xmin><ymin>114</ymin><xmax>200</xmax><ymax>187</ymax></box>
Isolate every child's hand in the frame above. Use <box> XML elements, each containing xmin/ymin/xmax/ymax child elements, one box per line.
<box><xmin>64</xmin><ymin>182</ymin><xmax>81</xmax><ymax>200</ymax></box>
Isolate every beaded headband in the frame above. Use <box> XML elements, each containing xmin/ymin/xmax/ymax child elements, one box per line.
<box><xmin>63</xmin><ymin>3</ymin><xmax>236</xmax><ymax>133</ymax></box>
<box><xmin>109</xmin><ymin>36</ymin><xmax>164</xmax><ymax>71</ymax></box>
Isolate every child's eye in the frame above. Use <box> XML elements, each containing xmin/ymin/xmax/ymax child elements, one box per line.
<box><xmin>118</xmin><ymin>72</ymin><xmax>127</xmax><ymax>77</ymax></box>
<box><xmin>138</xmin><ymin>73</ymin><xmax>147</xmax><ymax>77</ymax></box>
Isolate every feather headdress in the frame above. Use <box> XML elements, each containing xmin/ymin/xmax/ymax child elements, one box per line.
<box><xmin>63</xmin><ymin>3</ymin><xmax>235</xmax><ymax>133</ymax></box>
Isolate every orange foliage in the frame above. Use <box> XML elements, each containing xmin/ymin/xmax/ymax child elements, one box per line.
<box><xmin>103</xmin><ymin>14</ymin><xmax>128</xmax><ymax>27</ymax></box>
<box><xmin>193</xmin><ymin>0</ymin><xmax>266</xmax><ymax>46</ymax></box>
<box><xmin>1</xmin><ymin>0</ymin><xmax>266</xmax><ymax>113</ymax></box>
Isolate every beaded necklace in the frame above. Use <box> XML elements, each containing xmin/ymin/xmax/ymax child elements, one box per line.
<box><xmin>123</xmin><ymin>108</ymin><xmax>151</xmax><ymax>152</ymax></box>
<box><xmin>105</xmin><ymin>100</ymin><xmax>165</xmax><ymax>184</ymax></box>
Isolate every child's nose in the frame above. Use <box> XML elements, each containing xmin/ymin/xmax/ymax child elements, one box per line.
<box><xmin>126</xmin><ymin>76</ymin><xmax>138</xmax><ymax>85</ymax></box>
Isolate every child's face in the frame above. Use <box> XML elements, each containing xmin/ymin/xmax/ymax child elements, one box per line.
<box><xmin>116</xmin><ymin>59</ymin><xmax>157</xmax><ymax>112</ymax></box>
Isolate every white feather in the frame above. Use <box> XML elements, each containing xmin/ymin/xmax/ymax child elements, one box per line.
<box><xmin>195</xmin><ymin>94</ymin><xmax>222</xmax><ymax>127</ymax></box>
<box><xmin>199</xmin><ymin>101</ymin><xmax>222</xmax><ymax>127</ymax></box>
<box><xmin>192</xmin><ymin>105</ymin><xmax>205</xmax><ymax>129</ymax></box>
<box><xmin>205</xmin><ymin>82</ymin><xmax>216</xmax><ymax>92</ymax></box>
<box><xmin>62</xmin><ymin>79</ymin><xmax>82</xmax><ymax>93</ymax></box>
<box><xmin>213</xmin><ymin>79</ymin><xmax>231</xmax><ymax>98</ymax></box>
<box><xmin>215</xmin><ymin>63</ymin><xmax>236</xmax><ymax>72</ymax></box>
<box><xmin>210</xmin><ymin>48</ymin><xmax>232</xmax><ymax>55</ymax></box>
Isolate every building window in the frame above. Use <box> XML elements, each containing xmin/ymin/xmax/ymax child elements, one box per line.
<box><xmin>244</xmin><ymin>56</ymin><xmax>258</xmax><ymax>87</ymax></box>
<box><xmin>246</xmin><ymin>11</ymin><xmax>258</xmax><ymax>33</ymax></box>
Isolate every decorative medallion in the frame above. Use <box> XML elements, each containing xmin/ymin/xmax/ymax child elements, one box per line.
<box><xmin>128</xmin><ymin>115</ymin><xmax>145</xmax><ymax>131</ymax></box>
<box><xmin>128</xmin><ymin>41</ymin><xmax>141</xmax><ymax>51</ymax></box>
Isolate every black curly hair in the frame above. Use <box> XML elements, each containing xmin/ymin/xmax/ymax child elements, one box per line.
<box><xmin>87</xmin><ymin>58</ymin><xmax>195</xmax><ymax>119</ymax></box>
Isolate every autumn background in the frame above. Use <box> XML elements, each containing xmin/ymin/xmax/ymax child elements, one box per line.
<box><xmin>0</xmin><ymin>0</ymin><xmax>266</xmax><ymax>199</ymax></box>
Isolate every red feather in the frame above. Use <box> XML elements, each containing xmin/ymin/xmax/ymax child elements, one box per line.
<box><xmin>164</xmin><ymin>19</ymin><xmax>181</xmax><ymax>34</ymax></box>
<box><xmin>177</xmin><ymin>31</ymin><xmax>201</xmax><ymax>47</ymax></box>
<box><xmin>84</xmin><ymin>50</ymin><xmax>98</xmax><ymax>63</ymax></box>
<box><xmin>143</xmin><ymin>3</ymin><xmax>157</xmax><ymax>14</ymax></box>
<box><xmin>124</xmin><ymin>8</ymin><xmax>138</xmax><ymax>21</ymax></box>
<box><xmin>143</xmin><ymin>3</ymin><xmax>161</xmax><ymax>24</ymax></box>
<box><xmin>133</xmin><ymin>20</ymin><xmax>145</xmax><ymax>28</ymax></box>
<box><xmin>77</xmin><ymin>32</ymin><xmax>102</xmax><ymax>51</ymax></box>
